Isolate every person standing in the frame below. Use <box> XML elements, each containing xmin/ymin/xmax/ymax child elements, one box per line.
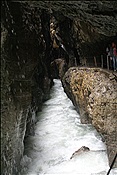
<box><xmin>106</xmin><ymin>45</ymin><xmax>110</xmax><ymax>70</ymax></box>
<box><xmin>113</xmin><ymin>43</ymin><xmax>117</xmax><ymax>71</ymax></box>
<box><xmin>109</xmin><ymin>42</ymin><xmax>117</xmax><ymax>71</ymax></box>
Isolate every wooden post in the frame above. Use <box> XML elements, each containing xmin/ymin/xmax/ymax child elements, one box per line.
<box><xmin>74</xmin><ymin>57</ymin><xmax>77</xmax><ymax>66</ymax></box>
<box><xmin>107</xmin><ymin>55</ymin><xmax>109</xmax><ymax>70</ymax></box>
<box><xmin>101</xmin><ymin>55</ymin><xmax>103</xmax><ymax>68</ymax></box>
<box><xmin>94</xmin><ymin>56</ymin><xmax>97</xmax><ymax>67</ymax></box>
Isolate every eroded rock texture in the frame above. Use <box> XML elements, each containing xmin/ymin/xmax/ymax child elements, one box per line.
<box><xmin>23</xmin><ymin>1</ymin><xmax>117</xmax><ymax>68</ymax></box>
<box><xmin>1</xmin><ymin>1</ymin><xmax>52</xmax><ymax>174</ymax></box>
<box><xmin>62</xmin><ymin>67</ymin><xmax>117</xmax><ymax>167</ymax></box>
<box><xmin>45</xmin><ymin>1</ymin><xmax>117</xmax><ymax>66</ymax></box>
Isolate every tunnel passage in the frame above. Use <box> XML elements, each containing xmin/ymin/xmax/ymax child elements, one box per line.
<box><xmin>48</xmin><ymin>13</ymin><xmax>82</xmax><ymax>78</ymax></box>
<box><xmin>50</xmin><ymin>13</ymin><xmax>81</xmax><ymax>67</ymax></box>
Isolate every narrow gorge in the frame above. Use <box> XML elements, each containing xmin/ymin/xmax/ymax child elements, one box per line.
<box><xmin>1</xmin><ymin>1</ymin><xmax>117</xmax><ymax>175</ymax></box>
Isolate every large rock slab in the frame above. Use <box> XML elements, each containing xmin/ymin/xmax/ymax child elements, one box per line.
<box><xmin>62</xmin><ymin>67</ymin><xmax>117</xmax><ymax>167</ymax></box>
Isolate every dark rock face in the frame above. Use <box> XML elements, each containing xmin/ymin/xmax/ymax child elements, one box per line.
<box><xmin>44</xmin><ymin>1</ymin><xmax>117</xmax><ymax>65</ymax></box>
<box><xmin>62</xmin><ymin>67</ymin><xmax>117</xmax><ymax>167</ymax></box>
<box><xmin>50</xmin><ymin>58</ymin><xmax>68</xmax><ymax>79</ymax></box>
<box><xmin>1</xmin><ymin>1</ymin><xmax>52</xmax><ymax>174</ymax></box>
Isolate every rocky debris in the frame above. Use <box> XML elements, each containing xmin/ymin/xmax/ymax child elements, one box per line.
<box><xmin>70</xmin><ymin>146</ymin><xmax>90</xmax><ymax>159</ymax></box>
<box><xmin>62</xmin><ymin>67</ymin><xmax>117</xmax><ymax>167</ymax></box>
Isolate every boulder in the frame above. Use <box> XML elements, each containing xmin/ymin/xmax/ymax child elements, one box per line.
<box><xmin>62</xmin><ymin>67</ymin><xmax>117</xmax><ymax>167</ymax></box>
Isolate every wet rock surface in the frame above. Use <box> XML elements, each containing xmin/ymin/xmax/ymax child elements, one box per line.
<box><xmin>62</xmin><ymin>67</ymin><xmax>117</xmax><ymax>167</ymax></box>
<box><xmin>1</xmin><ymin>2</ymin><xmax>52</xmax><ymax>174</ymax></box>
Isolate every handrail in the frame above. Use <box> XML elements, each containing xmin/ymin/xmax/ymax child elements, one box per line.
<box><xmin>107</xmin><ymin>153</ymin><xmax>117</xmax><ymax>175</ymax></box>
<box><xmin>80</xmin><ymin>54</ymin><xmax>113</xmax><ymax>71</ymax></box>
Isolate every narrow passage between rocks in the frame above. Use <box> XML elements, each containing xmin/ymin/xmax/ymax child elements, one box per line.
<box><xmin>20</xmin><ymin>79</ymin><xmax>117</xmax><ymax>175</ymax></box>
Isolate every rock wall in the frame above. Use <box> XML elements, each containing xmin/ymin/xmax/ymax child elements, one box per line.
<box><xmin>1</xmin><ymin>2</ymin><xmax>52</xmax><ymax>174</ymax></box>
<box><xmin>23</xmin><ymin>1</ymin><xmax>117</xmax><ymax>68</ymax></box>
<box><xmin>62</xmin><ymin>67</ymin><xmax>117</xmax><ymax>167</ymax></box>
<box><xmin>49</xmin><ymin>1</ymin><xmax>117</xmax><ymax>66</ymax></box>
<box><xmin>50</xmin><ymin>58</ymin><xmax>68</xmax><ymax>79</ymax></box>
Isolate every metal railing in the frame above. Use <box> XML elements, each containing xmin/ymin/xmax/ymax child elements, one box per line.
<box><xmin>80</xmin><ymin>54</ymin><xmax>114</xmax><ymax>71</ymax></box>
